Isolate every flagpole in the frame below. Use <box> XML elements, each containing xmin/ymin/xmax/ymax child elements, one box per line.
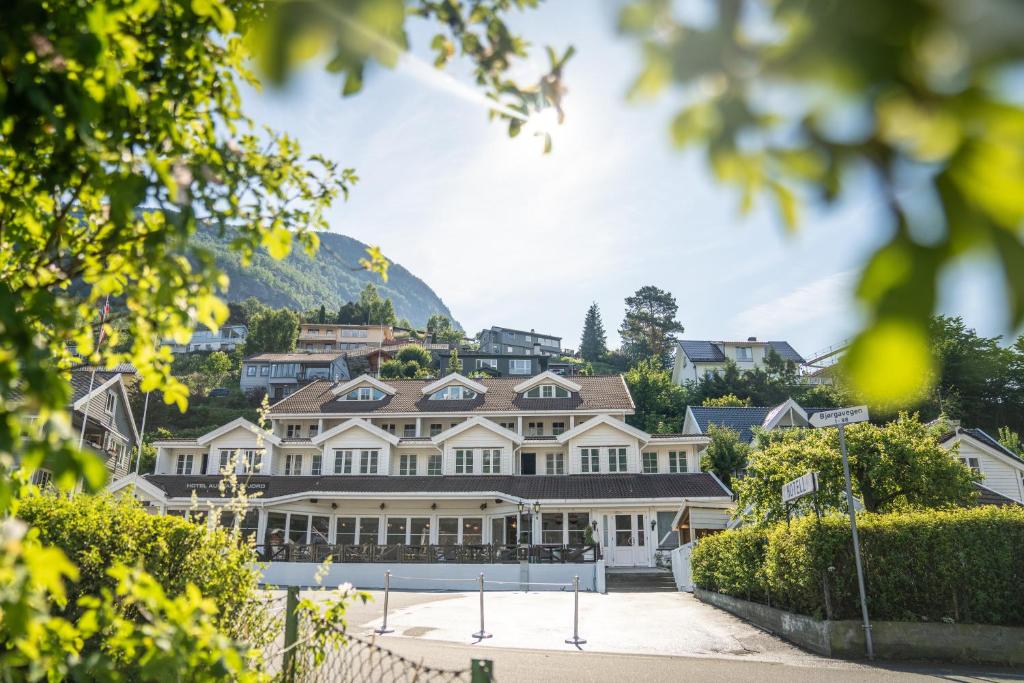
<box><xmin>134</xmin><ymin>389</ymin><xmax>151</xmax><ymax>474</ymax></box>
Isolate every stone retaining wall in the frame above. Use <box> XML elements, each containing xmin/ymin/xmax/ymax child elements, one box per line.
<box><xmin>695</xmin><ymin>588</ymin><xmax>1024</xmax><ymax>666</ymax></box>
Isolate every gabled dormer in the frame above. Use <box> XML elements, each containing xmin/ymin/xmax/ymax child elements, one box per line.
<box><xmin>331</xmin><ymin>374</ymin><xmax>397</xmax><ymax>402</ymax></box>
<box><xmin>513</xmin><ymin>371</ymin><xmax>581</xmax><ymax>399</ymax></box>
<box><xmin>421</xmin><ymin>373</ymin><xmax>487</xmax><ymax>401</ymax></box>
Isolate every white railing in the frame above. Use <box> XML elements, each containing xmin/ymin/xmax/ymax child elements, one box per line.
<box><xmin>670</xmin><ymin>542</ymin><xmax>694</xmax><ymax>592</ymax></box>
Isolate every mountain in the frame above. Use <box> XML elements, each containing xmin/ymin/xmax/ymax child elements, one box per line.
<box><xmin>191</xmin><ymin>227</ymin><xmax>459</xmax><ymax>329</ymax></box>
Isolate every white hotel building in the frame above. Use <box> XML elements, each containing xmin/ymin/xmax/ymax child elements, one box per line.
<box><xmin>112</xmin><ymin>372</ymin><xmax>732</xmax><ymax>585</ymax></box>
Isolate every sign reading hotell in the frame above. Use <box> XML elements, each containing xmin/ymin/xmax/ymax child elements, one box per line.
<box><xmin>781</xmin><ymin>471</ymin><xmax>819</xmax><ymax>504</ymax></box>
<box><xmin>184</xmin><ymin>481</ymin><xmax>269</xmax><ymax>496</ymax></box>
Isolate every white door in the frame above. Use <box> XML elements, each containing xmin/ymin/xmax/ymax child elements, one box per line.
<box><xmin>610</xmin><ymin>513</ymin><xmax>647</xmax><ymax>567</ymax></box>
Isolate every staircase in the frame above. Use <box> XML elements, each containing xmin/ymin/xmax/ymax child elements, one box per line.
<box><xmin>605</xmin><ymin>568</ymin><xmax>677</xmax><ymax>593</ymax></box>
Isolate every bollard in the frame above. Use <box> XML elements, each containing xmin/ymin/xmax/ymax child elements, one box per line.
<box><xmin>375</xmin><ymin>570</ymin><xmax>395</xmax><ymax>635</ymax></box>
<box><xmin>472</xmin><ymin>572</ymin><xmax>492</xmax><ymax>640</ymax></box>
<box><xmin>282</xmin><ymin>586</ymin><xmax>299</xmax><ymax>681</ymax></box>
<box><xmin>564</xmin><ymin>575</ymin><xmax>586</xmax><ymax>646</ymax></box>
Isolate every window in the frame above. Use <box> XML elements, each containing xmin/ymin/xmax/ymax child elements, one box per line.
<box><xmin>341</xmin><ymin>329</ymin><xmax>368</xmax><ymax>338</ymax></box>
<box><xmin>429</xmin><ymin>423</ymin><xmax>443</xmax><ymax>436</ymax></box>
<box><xmin>527</xmin><ymin>422</ymin><xmax>543</xmax><ymax>437</ymax></box>
<box><xmin>960</xmin><ymin>457</ymin><xmax>981</xmax><ymax>474</ymax></box>
<box><xmin>335</xmin><ymin>517</ymin><xmax>356</xmax><ymax>545</ymax></box>
<box><xmin>438</xmin><ymin>518</ymin><xmax>459</xmax><ymax>546</ymax></box>
<box><xmin>736</xmin><ymin>346</ymin><xmax>753</xmax><ymax>361</ymax></box>
<box><xmin>509</xmin><ymin>359</ymin><xmax>531</xmax><ymax>375</ymax></box>
<box><xmin>311</xmin><ymin>453</ymin><xmax>322</xmax><ymax>476</ymax></box>
<box><xmin>499</xmin><ymin>421</ymin><xmax>516</xmax><ymax>432</ymax></box>
<box><xmin>403</xmin><ymin>424</ymin><xmax>417</xmax><ymax>438</ymax></box>
<box><xmin>360</xmin><ymin>450</ymin><xmax>379</xmax><ymax>474</ymax></box>
<box><xmin>462</xmin><ymin>518</ymin><xmax>483</xmax><ymax>544</ymax></box>
<box><xmin>105</xmin><ymin>392</ymin><xmax>117</xmax><ymax>414</ymax></box>
<box><xmin>541</xmin><ymin>513</ymin><xmax>564</xmax><ymax>544</ymax></box>
<box><xmin>545</xmin><ymin>453</ymin><xmax>566</xmax><ymax>475</ymax></box>
<box><xmin>308</xmin><ymin>424</ymin><xmax>319</xmax><ymax>437</ymax></box>
<box><xmin>567</xmin><ymin>512</ymin><xmax>590</xmax><ymax>545</ymax></box>
<box><xmin>642</xmin><ymin>452</ymin><xmax>658</xmax><ymax>474</ymax></box>
<box><xmin>482</xmin><ymin>449</ymin><xmax>501</xmax><ymax>474</ymax></box>
<box><xmin>524</xmin><ymin>384</ymin><xmax>570</xmax><ymax>398</ymax></box>
<box><xmin>427</xmin><ymin>454</ymin><xmax>442</xmax><ymax>476</ymax></box>
<box><xmin>334</xmin><ymin>450</ymin><xmax>353</xmax><ymax>474</ymax></box>
<box><xmin>399</xmin><ymin>454</ymin><xmax>417</xmax><ymax>476</ymax></box>
<box><xmin>270</xmin><ymin>363</ymin><xmax>298</xmax><ymax>378</ymax></box>
<box><xmin>455</xmin><ymin>449</ymin><xmax>474</xmax><ymax>474</ymax></box>
<box><xmin>476</xmin><ymin>359</ymin><xmax>498</xmax><ymax>370</ymax></box>
<box><xmin>581</xmin><ymin>448</ymin><xmax>600</xmax><ymax>473</ymax></box>
<box><xmin>380</xmin><ymin>423</ymin><xmax>396</xmax><ymax>435</ymax></box>
<box><xmin>32</xmin><ymin>469</ymin><xmax>53</xmax><ymax>489</ymax></box>
<box><xmin>608</xmin><ymin>447</ymin><xmax>627</xmax><ymax>472</ymax></box>
<box><xmin>246</xmin><ymin>365</ymin><xmax>257</xmax><ymax>377</ymax></box>
<box><xmin>429</xmin><ymin>385</ymin><xmax>477</xmax><ymax>400</ymax></box>
<box><xmin>386</xmin><ymin>518</ymin><xmax>406</xmax><ymax>545</ymax></box>
<box><xmin>669</xmin><ymin>451</ymin><xmax>688</xmax><ymax>473</ymax></box>
<box><xmin>552</xmin><ymin>421</ymin><xmax>566</xmax><ymax>436</ymax></box>
<box><xmin>285</xmin><ymin>454</ymin><xmax>303</xmax><ymax>476</ymax></box>
<box><xmin>285</xmin><ymin>424</ymin><xmax>302</xmax><ymax>438</ymax></box>
<box><xmin>343</xmin><ymin>386</ymin><xmax>385</xmax><ymax>401</ymax></box>
<box><xmin>175</xmin><ymin>453</ymin><xmax>193</xmax><ymax>475</ymax></box>
<box><xmin>218</xmin><ymin>449</ymin><xmax>235</xmax><ymax>473</ymax></box>
<box><xmin>259</xmin><ymin>365</ymin><xmax>269</xmax><ymax>376</ymax></box>
<box><xmin>359</xmin><ymin>517</ymin><xmax>379</xmax><ymax>544</ymax></box>
<box><xmin>244</xmin><ymin>449</ymin><xmax>262</xmax><ymax>473</ymax></box>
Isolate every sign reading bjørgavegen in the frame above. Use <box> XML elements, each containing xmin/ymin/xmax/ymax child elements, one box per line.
<box><xmin>782</xmin><ymin>471</ymin><xmax>819</xmax><ymax>504</ymax></box>
<box><xmin>808</xmin><ymin>405</ymin><xmax>870</xmax><ymax>428</ymax></box>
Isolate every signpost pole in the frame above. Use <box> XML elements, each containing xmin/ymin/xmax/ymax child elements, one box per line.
<box><xmin>838</xmin><ymin>423</ymin><xmax>874</xmax><ymax>660</ymax></box>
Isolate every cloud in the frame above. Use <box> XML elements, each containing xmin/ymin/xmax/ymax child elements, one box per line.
<box><xmin>733</xmin><ymin>270</ymin><xmax>859</xmax><ymax>339</ymax></box>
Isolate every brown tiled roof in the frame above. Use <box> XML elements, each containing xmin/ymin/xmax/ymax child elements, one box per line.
<box><xmin>144</xmin><ymin>473</ymin><xmax>727</xmax><ymax>500</ymax></box>
<box><xmin>246</xmin><ymin>352</ymin><xmax>345</xmax><ymax>362</ymax></box>
<box><xmin>268</xmin><ymin>376</ymin><xmax>635</xmax><ymax>415</ymax></box>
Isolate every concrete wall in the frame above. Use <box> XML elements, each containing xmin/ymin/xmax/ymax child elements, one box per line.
<box><xmin>261</xmin><ymin>560</ymin><xmax>605</xmax><ymax>593</ymax></box>
<box><xmin>695</xmin><ymin>589</ymin><xmax>1024</xmax><ymax>666</ymax></box>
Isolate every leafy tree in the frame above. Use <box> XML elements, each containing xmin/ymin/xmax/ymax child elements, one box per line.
<box><xmin>244</xmin><ymin>309</ymin><xmax>299</xmax><ymax>355</ymax></box>
<box><xmin>701</xmin><ymin>425</ymin><xmax>751</xmax><ymax>490</ymax></box>
<box><xmin>618</xmin><ymin>0</ymin><xmax>1024</xmax><ymax>406</ymax></box>
<box><xmin>379</xmin><ymin>359</ymin><xmax>403</xmax><ymax>380</ymax></box>
<box><xmin>396</xmin><ymin>344</ymin><xmax>432</xmax><ymax>368</ymax></box>
<box><xmin>702</xmin><ymin>394</ymin><xmax>751</xmax><ymax>408</ymax></box>
<box><xmin>619</xmin><ymin>286</ymin><xmax>684</xmax><ymax>367</ymax></box>
<box><xmin>624</xmin><ymin>358</ymin><xmax>687</xmax><ymax>432</ymax></box>
<box><xmin>735</xmin><ymin>415</ymin><xmax>979</xmax><ymax>525</ymax></box>
<box><xmin>447</xmin><ymin>348</ymin><xmax>463</xmax><ymax>375</ymax></box>
<box><xmin>427</xmin><ymin>314</ymin><xmax>462</xmax><ymax>345</ymax></box>
<box><xmin>227</xmin><ymin>298</ymin><xmax>269</xmax><ymax>326</ymax></box>
<box><xmin>579</xmin><ymin>303</ymin><xmax>607</xmax><ymax>362</ymax></box>
<box><xmin>358</xmin><ymin>284</ymin><xmax>397</xmax><ymax>326</ymax></box>
<box><xmin>336</xmin><ymin>301</ymin><xmax>363</xmax><ymax>324</ymax></box>
<box><xmin>997</xmin><ymin>427</ymin><xmax>1024</xmax><ymax>457</ymax></box>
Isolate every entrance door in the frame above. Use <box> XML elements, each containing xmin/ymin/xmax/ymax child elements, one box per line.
<box><xmin>609</xmin><ymin>513</ymin><xmax>647</xmax><ymax>567</ymax></box>
<box><xmin>521</xmin><ymin>453</ymin><xmax>536</xmax><ymax>475</ymax></box>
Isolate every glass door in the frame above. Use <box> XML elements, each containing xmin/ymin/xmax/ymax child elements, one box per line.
<box><xmin>610</xmin><ymin>513</ymin><xmax>647</xmax><ymax>566</ymax></box>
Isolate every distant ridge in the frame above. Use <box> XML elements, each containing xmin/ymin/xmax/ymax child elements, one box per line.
<box><xmin>191</xmin><ymin>227</ymin><xmax>459</xmax><ymax>329</ymax></box>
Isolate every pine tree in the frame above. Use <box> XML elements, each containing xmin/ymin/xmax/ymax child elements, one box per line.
<box><xmin>619</xmin><ymin>285</ymin><xmax>684</xmax><ymax>367</ymax></box>
<box><xmin>317</xmin><ymin>304</ymin><xmax>327</xmax><ymax>324</ymax></box>
<box><xmin>448</xmin><ymin>348</ymin><xmax>463</xmax><ymax>374</ymax></box>
<box><xmin>579</xmin><ymin>302</ymin><xmax>607</xmax><ymax>362</ymax></box>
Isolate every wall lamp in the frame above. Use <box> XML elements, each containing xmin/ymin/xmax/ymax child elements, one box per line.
<box><xmin>379</xmin><ymin>503</ymin><xmax>386</xmax><ymax>510</ymax></box>
<box><xmin>650</xmin><ymin>518</ymin><xmax>657</xmax><ymax>531</ymax></box>
<box><xmin>331</xmin><ymin>502</ymin><xmax>338</xmax><ymax>510</ymax></box>
<box><xmin>431</xmin><ymin>503</ymin><xmax>437</xmax><ymax>510</ymax></box>
<box><xmin>480</xmin><ymin>502</ymin><xmax>488</xmax><ymax>511</ymax></box>
<box><xmin>532</xmin><ymin>501</ymin><xmax>541</xmax><ymax>514</ymax></box>
<box><xmin>517</xmin><ymin>502</ymin><xmax>525</xmax><ymax>514</ymax></box>
<box><xmin>591</xmin><ymin>520</ymin><xmax>598</xmax><ymax>531</ymax></box>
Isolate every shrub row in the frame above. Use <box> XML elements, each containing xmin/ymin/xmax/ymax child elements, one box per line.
<box><xmin>17</xmin><ymin>493</ymin><xmax>266</xmax><ymax>639</ymax></box>
<box><xmin>691</xmin><ymin>506</ymin><xmax>1024</xmax><ymax>625</ymax></box>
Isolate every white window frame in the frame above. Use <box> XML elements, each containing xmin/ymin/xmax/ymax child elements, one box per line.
<box><xmin>244</xmin><ymin>449</ymin><xmax>263</xmax><ymax>473</ymax></box>
<box><xmin>218</xmin><ymin>449</ymin><xmax>235</xmax><ymax>473</ymax></box>
<box><xmin>481</xmin><ymin>448</ymin><xmax>501</xmax><ymax>474</ymax></box>
<box><xmin>105</xmin><ymin>392</ymin><xmax>116</xmax><ymax>414</ymax></box>
<box><xmin>360</xmin><ymin>449</ymin><xmax>379</xmax><ymax>474</ymax></box>
<box><xmin>334</xmin><ymin>449</ymin><xmax>354</xmax><ymax>475</ymax></box>
<box><xmin>246</xmin><ymin>365</ymin><xmax>257</xmax><ymax>376</ymax></box>
<box><xmin>960</xmin><ymin>456</ymin><xmax>981</xmax><ymax>474</ymax></box>
<box><xmin>455</xmin><ymin>449</ymin><xmax>474</xmax><ymax>474</ymax></box>
<box><xmin>545</xmin><ymin>453</ymin><xmax>565</xmax><ymax>475</ymax></box>
<box><xmin>669</xmin><ymin>451</ymin><xmax>688</xmax><ymax>473</ymax></box>
<box><xmin>476</xmin><ymin>358</ymin><xmax>498</xmax><ymax>370</ymax></box>
<box><xmin>285</xmin><ymin>424</ymin><xmax>302</xmax><ymax>438</ymax></box>
<box><xmin>642</xmin><ymin>452</ymin><xmax>658</xmax><ymax>474</ymax></box>
<box><xmin>509</xmin><ymin>359</ymin><xmax>531</xmax><ymax>375</ymax></box>
<box><xmin>736</xmin><ymin>346</ymin><xmax>753</xmax><ymax>361</ymax></box>
<box><xmin>608</xmin><ymin>447</ymin><xmax>627</xmax><ymax>473</ymax></box>
<box><xmin>427</xmin><ymin>454</ymin><xmax>442</xmax><ymax>476</ymax></box>
<box><xmin>403</xmin><ymin>424</ymin><xmax>417</xmax><ymax>438</ymax></box>
<box><xmin>311</xmin><ymin>453</ymin><xmax>323</xmax><ymax>476</ymax></box>
<box><xmin>581</xmin><ymin>448</ymin><xmax>600</xmax><ymax>473</ymax></box>
<box><xmin>399</xmin><ymin>454</ymin><xmax>418</xmax><ymax>476</ymax></box>
<box><xmin>175</xmin><ymin>453</ymin><xmax>193</xmax><ymax>475</ymax></box>
<box><xmin>285</xmin><ymin>454</ymin><xmax>303</xmax><ymax>476</ymax></box>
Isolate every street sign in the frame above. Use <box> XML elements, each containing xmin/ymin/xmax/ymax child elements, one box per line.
<box><xmin>809</xmin><ymin>405</ymin><xmax>869</xmax><ymax>428</ymax></box>
<box><xmin>782</xmin><ymin>472</ymin><xmax>819</xmax><ymax>504</ymax></box>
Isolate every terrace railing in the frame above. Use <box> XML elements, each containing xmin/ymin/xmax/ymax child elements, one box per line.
<box><xmin>257</xmin><ymin>543</ymin><xmax>601</xmax><ymax>564</ymax></box>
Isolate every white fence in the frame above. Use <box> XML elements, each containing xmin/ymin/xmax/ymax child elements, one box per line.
<box><xmin>670</xmin><ymin>543</ymin><xmax>694</xmax><ymax>592</ymax></box>
<box><xmin>261</xmin><ymin>560</ymin><xmax>606</xmax><ymax>592</ymax></box>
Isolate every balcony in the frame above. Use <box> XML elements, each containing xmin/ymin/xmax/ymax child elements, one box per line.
<box><xmin>258</xmin><ymin>543</ymin><xmax>601</xmax><ymax>564</ymax></box>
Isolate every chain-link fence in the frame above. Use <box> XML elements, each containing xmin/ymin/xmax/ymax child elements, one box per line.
<box><xmin>261</xmin><ymin>588</ymin><xmax>493</xmax><ymax>683</ymax></box>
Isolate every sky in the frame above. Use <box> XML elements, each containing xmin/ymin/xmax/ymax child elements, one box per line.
<box><xmin>242</xmin><ymin>2</ymin><xmax>1008</xmax><ymax>358</ymax></box>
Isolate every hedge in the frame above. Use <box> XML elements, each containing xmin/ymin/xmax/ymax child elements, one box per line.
<box><xmin>691</xmin><ymin>506</ymin><xmax>1024</xmax><ymax>626</ymax></box>
<box><xmin>17</xmin><ymin>493</ymin><xmax>266</xmax><ymax>640</ymax></box>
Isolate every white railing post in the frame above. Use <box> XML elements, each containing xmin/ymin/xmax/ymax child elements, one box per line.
<box><xmin>375</xmin><ymin>570</ymin><xmax>394</xmax><ymax>634</ymax></box>
<box><xmin>472</xmin><ymin>572</ymin><xmax>492</xmax><ymax>640</ymax></box>
<box><xmin>564</xmin><ymin>575</ymin><xmax>586</xmax><ymax>646</ymax></box>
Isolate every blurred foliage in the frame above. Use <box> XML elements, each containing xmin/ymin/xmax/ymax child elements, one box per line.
<box><xmin>618</xmin><ymin>0</ymin><xmax>1024</xmax><ymax>406</ymax></box>
<box><xmin>736</xmin><ymin>414</ymin><xmax>978</xmax><ymax>524</ymax></box>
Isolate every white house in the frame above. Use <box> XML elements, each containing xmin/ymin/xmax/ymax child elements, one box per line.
<box><xmin>164</xmin><ymin>324</ymin><xmax>247</xmax><ymax>354</ymax></box>
<box><xmin>671</xmin><ymin>338</ymin><xmax>805</xmax><ymax>385</ymax></box>
<box><xmin>940</xmin><ymin>427</ymin><xmax>1024</xmax><ymax>505</ymax></box>
<box><xmin>111</xmin><ymin>372</ymin><xmax>733</xmax><ymax>584</ymax></box>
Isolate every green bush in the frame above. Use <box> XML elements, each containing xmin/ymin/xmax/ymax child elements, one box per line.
<box><xmin>692</xmin><ymin>506</ymin><xmax>1024</xmax><ymax>625</ymax></box>
<box><xmin>17</xmin><ymin>493</ymin><xmax>267</xmax><ymax>640</ymax></box>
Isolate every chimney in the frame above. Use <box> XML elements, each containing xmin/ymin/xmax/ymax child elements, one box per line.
<box><xmin>747</xmin><ymin>336</ymin><xmax>757</xmax><ymax>342</ymax></box>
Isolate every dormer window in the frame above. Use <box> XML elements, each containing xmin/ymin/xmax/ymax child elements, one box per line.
<box><xmin>342</xmin><ymin>386</ymin><xmax>385</xmax><ymax>401</ymax></box>
<box><xmin>430</xmin><ymin>385</ymin><xmax>477</xmax><ymax>400</ymax></box>
<box><xmin>524</xmin><ymin>384</ymin><xmax>570</xmax><ymax>399</ymax></box>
